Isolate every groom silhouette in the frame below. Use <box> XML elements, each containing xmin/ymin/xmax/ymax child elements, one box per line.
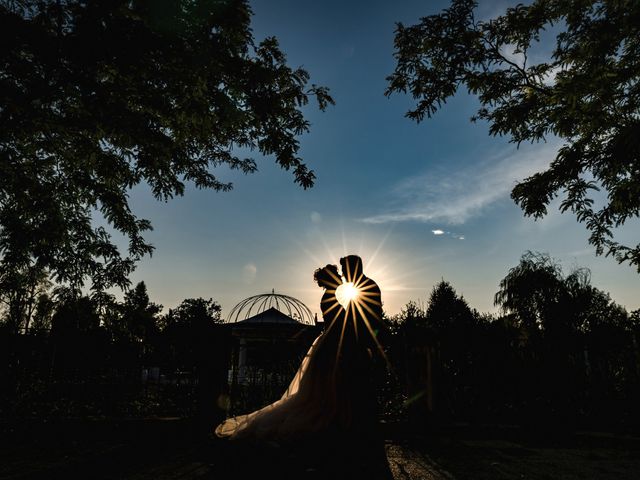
<box><xmin>336</xmin><ymin>255</ymin><xmax>391</xmax><ymax>478</ymax></box>
<box><xmin>316</xmin><ymin>255</ymin><xmax>387</xmax><ymax>428</ymax></box>
<box><xmin>334</xmin><ymin>257</ymin><xmax>383</xmax><ymax>412</ymax></box>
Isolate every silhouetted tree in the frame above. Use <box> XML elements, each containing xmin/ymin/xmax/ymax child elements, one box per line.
<box><xmin>120</xmin><ymin>281</ymin><xmax>162</xmax><ymax>344</ymax></box>
<box><xmin>91</xmin><ymin>291</ymin><xmax>123</xmax><ymax>341</ymax></box>
<box><xmin>388</xmin><ymin>301</ymin><xmax>430</xmax><ymax>425</ymax></box>
<box><xmin>29</xmin><ymin>292</ymin><xmax>55</xmax><ymax>334</ymax></box>
<box><xmin>160</xmin><ymin>297</ymin><xmax>227</xmax><ymax>431</ymax></box>
<box><xmin>494</xmin><ymin>251</ymin><xmax>564</xmax><ymax>333</ymax></box>
<box><xmin>387</xmin><ymin>0</ymin><xmax>640</xmax><ymax>270</ymax></box>
<box><xmin>50</xmin><ymin>291</ymin><xmax>107</xmax><ymax>381</ymax></box>
<box><xmin>565</xmin><ymin>272</ymin><xmax>628</xmax><ymax>334</ymax></box>
<box><xmin>494</xmin><ymin>251</ymin><xmax>637</xmax><ymax>427</ymax></box>
<box><xmin>425</xmin><ymin>281</ymin><xmax>480</xmax><ymax>419</ymax></box>
<box><xmin>425</xmin><ymin>280</ymin><xmax>477</xmax><ymax>335</ymax></box>
<box><xmin>1</xmin><ymin>0</ymin><xmax>334</xmax><ymax>291</ymax></box>
<box><xmin>631</xmin><ymin>310</ymin><xmax>640</xmax><ymax>336</ymax></box>
<box><xmin>496</xmin><ymin>251</ymin><xmax>629</xmax><ymax>335</ymax></box>
<box><xmin>0</xmin><ymin>265</ymin><xmax>51</xmax><ymax>334</ymax></box>
<box><xmin>51</xmin><ymin>292</ymin><xmax>100</xmax><ymax>335</ymax></box>
<box><xmin>393</xmin><ymin>282</ymin><xmax>482</xmax><ymax>423</ymax></box>
<box><xmin>162</xmin><ymin>297</ymin><xmax>222</xmax><ymax>330</ymax></box>
<box><xmin>395</xmin><ymin>300</ymin><xmax>428</xmax><ymax>337</ymax></box>
<box><xmin>160</xmin><ymin>297</ymin><xmax>223</xmax><ymax>371</ymax></box>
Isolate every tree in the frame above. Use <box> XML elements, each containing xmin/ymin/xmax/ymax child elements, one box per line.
<box><xmin>495</xmin><ymin>251</ymin><xmax>628</xmax><ymax>334</ymax></box>
<box><xmin>160</xmin><ymin>297</ymin><xmax>223</xmax><ymax>372</ymax></box>
<box><xmin>163</xmin><ymin>297</ymin><xmax>222</xmax><ymax>330</ymax></box>
<box><xmin>631</xmin><ymin>309</ymin><xmax>640</xmax><ymax>330</ymax></box>
<box><xmin>51</xmin><ymin>292</ymin><xmax>101</xmax><ymax>334</ymax></box>
<box><xmin>29</xmin><ymin>292</ymin><xmax>56</xmax><ymax>334</ymax></box>
<box><xmin>387</xmin><ymin>0</ymin><xmax>640</xmax><ymax>270</ymax></box>
<box><xmin>120</xmin><ymin>281</ymin><xmax>162</xmax><ymax>343</ymax></box>
<box><xmin>494</xmin><ymin>251</ymin><xmax>564</xmax><ymax>332</ymax></box>
<box><xmin>1</xmin><ymin>0</ymin><xmax>333</xmax><ymax>291</ymax></box>
<box><xmin>563</xmin><ymin>268</ymin><xmax>628</xmax><ymax>333</ymax></box>
<box><xmin>396</xmin><ymin>282</ymin><xmax>477</xmax><ymax>342</ymax></box>
<box><xmin>0</xmin><ymin>264</ymin><xmax>51</xmax><ymax>334</ymax></box>
<box><xmin>421</xmin><ymin>281</ymin><xmax>479</xmax><ymax>419</ymax></box>
<box><xmin>425</xmin><ymin>280</ymin><xmax>477</xmax><ymax>334</ymax></box>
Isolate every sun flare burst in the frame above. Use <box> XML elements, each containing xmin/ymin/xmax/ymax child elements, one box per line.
<box><xmin>291</xmin><ymin>223</ymin><xmax>420</xmax><ymax>319</ymax></box>
<box><xmin>335</xmin><ymin>281</ymin><xmax>360</xmax><ymax>308</ymax></box>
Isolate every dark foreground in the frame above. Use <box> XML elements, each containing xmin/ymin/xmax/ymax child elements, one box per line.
<box><xmin>1</xmin><ymin>420</ymin><xmax>639</xmax><ymax>480</ymax></box>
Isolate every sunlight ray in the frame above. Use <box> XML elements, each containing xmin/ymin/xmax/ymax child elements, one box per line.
<box><xmin>333</xmin><ymin>309</ymin><xmax>349</xmax><ymax>375</ymax></box>
<box><xmin>357</xmin><ymin>304</ymin><xmax>390</xmax><ymax>366</ymax></box>
<box><xmin>364</xmin><ymin>226</ymin><xmax>394</xmax><ymax>272</ymax></box>
<box><xmin>350</xmin><ymin>301</ymin><xmax>359</xmax><ymax>340</ymax></box>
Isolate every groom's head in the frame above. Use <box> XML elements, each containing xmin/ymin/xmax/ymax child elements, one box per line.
<box><xmin>340</xmin><ymin>255</ymin><xmax>363</xmax><ymax>282</ymax></box>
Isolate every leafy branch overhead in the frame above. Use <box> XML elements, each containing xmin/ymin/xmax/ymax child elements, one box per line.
<box><xmin>0</xmin><ymin>0</ymin><xmax>333</xmax><ymax>289</ymax></box>
<box><xmin>387</xmin><ymin>0</ymin><xmax>640</xmax><ymax>270</ymax></box>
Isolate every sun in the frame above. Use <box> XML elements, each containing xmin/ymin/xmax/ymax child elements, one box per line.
<box><xmin>335</xmin><ymin>282</ymin><xmax>360</xmax><ymax>308</ymax></box>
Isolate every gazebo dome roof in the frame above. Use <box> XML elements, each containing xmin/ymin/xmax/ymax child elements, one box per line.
<box><xmin>226</xmin><ymin>291</ymin><xmax>315</xmax><ymax>325</ymax></box>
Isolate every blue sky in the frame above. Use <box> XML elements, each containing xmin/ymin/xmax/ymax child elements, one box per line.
<box><xmin>124</xmin><ymin>0</ymin><xmax>639</xmax><ymax>319</ymax></box>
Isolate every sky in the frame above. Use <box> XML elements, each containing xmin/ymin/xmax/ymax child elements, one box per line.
<box><xmin>124</xmin><ymin>0</ymin><xmax>640</xmax><ymax>320</ymax></box>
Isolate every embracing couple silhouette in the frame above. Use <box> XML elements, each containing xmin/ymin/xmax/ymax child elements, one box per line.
<box><xmin>215</xmin><ymin>255</ymin><xmax>391</xmax><ymax>477</ymax></box>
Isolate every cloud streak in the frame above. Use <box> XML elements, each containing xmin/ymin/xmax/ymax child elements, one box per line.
<box><xmin>432</xmin><ymin>229</ymin><xmax>465</xmax><ymax>240</ymax></box>
<box><xmin>361</xmin><ymin>142</ymin><xmax>560</xmax><ymax>226</ymax></box>
<box><xmin>242</xmin><ymin>263</ymin><xmax>257</xmax><ymax>284</ymax></box>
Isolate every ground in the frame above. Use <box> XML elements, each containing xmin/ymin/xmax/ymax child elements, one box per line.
<box><xmin>386</xmin><ymin>431</ymin><xmax>640</xmax><ymax>480</ymax></box>
<box><xmin>1</xmin><ymin>420</ymin><xmax>639</xmax><ymax>479</ymax></box>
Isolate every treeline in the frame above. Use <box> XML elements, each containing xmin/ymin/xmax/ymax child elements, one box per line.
<box><xmin>385</xmin><ymin>252</ymin><xmax>640</xmax><ymax>431</ymax></box>
<box><xmin>2</xmin><ymin>251</ymin><xmax>639</xmax><ymax>432</ymax></box>
<box><xmin>0</xmin><ymin>281</ymin><xmax>229</xmax><ymax>421</ymax></box>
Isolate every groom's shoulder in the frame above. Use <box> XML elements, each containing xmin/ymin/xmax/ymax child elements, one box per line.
<box><xmin>364</xmin><ymin>276</ymin><xmax>381</xmax><ymax>291</ymax></box>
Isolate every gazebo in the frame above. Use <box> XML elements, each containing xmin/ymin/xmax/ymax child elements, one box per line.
<box><xmin>225</xmin><ymin>291</ymin><xmax>320</xmax><ymax>411</ymax></box>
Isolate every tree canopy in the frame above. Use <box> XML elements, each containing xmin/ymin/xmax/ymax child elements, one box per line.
<box><xmin>0</xmin><ymin>0</ymin><xmax>333</xmax><ymax>291</ymax></box>
<box><xmin>387</xmin><ymin>0</ymin><xmax>640</xmax><ymax>270</ymax></box>
<box><xmin>163</xmin><ymin>296</ymin><xmax>222</xmax><ymax>330</ymax></box>
<box><xmin>494</xmin><ymin>250</ymin><xmax>627</xmax><ymax>333</ymax></box>
<box><xmin>424</xmin><ymin>280</ymin><xmax>476</xmax><ymax>333</ymax></box>
<box><xmin>120</xmin><ymin>281</ymin><xmax>162</xmax><ymax>342</ymax></box>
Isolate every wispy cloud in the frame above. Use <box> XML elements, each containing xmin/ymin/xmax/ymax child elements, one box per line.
<box><xmin>310</xmin><ymin>211</ymin><xmax>322</xmax><ymax>224</ymax></box>
<box><xmin>432</xmin><ymin>229</ymin><xmax>465</xmax><ymax>240</ymax></box>
<box><xmin>242</xmin><ymin>263</ymin><xmax>257</xmax><ymax>284</ymax></box>
<box><xmin>499</xmin><ymin>43</ymin><xmax>526</xmax><ymax>68</ymax></box>
<box><xmin>566</xmin><ymin>247</ymin><xmax>596</xmax><ymax>258</ymax></box>
<box><xmin>500</xmin><ymin>43</ymin><xmax>567</xmax><ymax>86</ymax></box>
<box><xmin>361</xmin><ymin>142</ymin><xmax>560</xmax><ymax>225</ymax></box>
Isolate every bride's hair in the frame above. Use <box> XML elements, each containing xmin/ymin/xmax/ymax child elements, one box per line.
<box><xmin>313</xmin><ymin>264</ymin><xmax>340</xmax><ymax>288</ymax></box>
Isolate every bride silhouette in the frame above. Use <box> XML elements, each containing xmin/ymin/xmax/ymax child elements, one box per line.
<box><xmin>215</xmin><ymin>255</ymin><xmax>388</xmax><ymax>449</ymax></box>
